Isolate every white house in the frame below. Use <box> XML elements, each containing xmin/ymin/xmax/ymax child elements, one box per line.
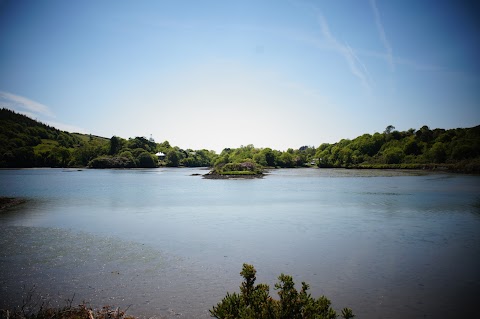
<box><xmin>155</xmin><ymin>152</ymin><xmax>166</xmax><ymax>159</ymax></box>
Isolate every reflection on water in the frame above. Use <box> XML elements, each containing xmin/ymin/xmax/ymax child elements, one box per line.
<box><xmin>0</xmin><ymin>168</ymin><xmax>479</xmax><ymax>318</ymax></box>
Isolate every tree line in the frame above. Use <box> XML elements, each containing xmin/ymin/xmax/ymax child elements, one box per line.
<box><xmin>208</xmin><ymin>123</ymin><xmax>479</xmax><ymax>173</ymax></box>
<box><xmin>1</xmin><ymin>108</ymin><xmax>479</xmax><ymax>172</ymax></box>
<box><xmin>314</xmin><ymin>124</ymin><xmax>480</xmax><ymax>172</ymax></box>
<box><xmin>0</xmin><ymin>108</ymin><xmax>217</xmax><ymax>168</ymax></box>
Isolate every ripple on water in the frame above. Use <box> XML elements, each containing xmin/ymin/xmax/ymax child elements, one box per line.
<box><xmin>0</xmin><ymin>225</ymin><xmax>235</xmax><ymax>319</ymax></box>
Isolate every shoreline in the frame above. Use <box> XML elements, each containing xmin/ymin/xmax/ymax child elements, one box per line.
<box><xmin>202</xmin><ymin>172</ymin><xmax>265</xmax><ymax>179</ymax></box>
<box><xmin>1</xmin><ymin>165</ymin><xmax>477</xmax><ymax>175</ymax></box>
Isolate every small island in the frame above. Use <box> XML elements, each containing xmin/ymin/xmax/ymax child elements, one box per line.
<box><xmin>204</xmin><ymin>161</ymin><xmax>265</xmax><ymax>179</ymax></box>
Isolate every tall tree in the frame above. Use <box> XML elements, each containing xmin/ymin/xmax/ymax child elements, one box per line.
<box><xmin>384</xmin><ymin>125</ymin><xmax>395</xmax><ymax>135</ymax></box>
<box><xmin>109</xmin><ymin>136</ymin><xmax>121</xmax><ymax>155</ymax></box>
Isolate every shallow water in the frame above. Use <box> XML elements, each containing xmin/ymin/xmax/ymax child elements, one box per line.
<box><xmin>1</xmin><ymin>168</ymin><xmax>479</xmax><ymax>318</ymax></box>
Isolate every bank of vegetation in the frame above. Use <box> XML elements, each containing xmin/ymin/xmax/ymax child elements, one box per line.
<box><xmin>0</xmin><ymin>108</ymin><xmax>216</xmax><ymax>169</ymax></box>
<box><xmin>1</xmin><ymin>108</ymin><xmax>479</xmax><ymax>173</ymax></box>
<box><xmin>0</xmin><ymin>301</ymin><xmax>136</xmax><ymax>319</ymax></box>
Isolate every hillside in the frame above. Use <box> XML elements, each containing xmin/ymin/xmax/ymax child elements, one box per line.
<box><xmin>314</xmin><ymin>125</ymin><xmax>480</xmax><ymax>172</ymax></box>
<box><xmin>0</xmin><ymin>108</ymin><xmax>109</xmax><ymax>167</ymax></box>
<box><xmin>0</xmin><ymin>108</ymin><xmax>216</xmax><ymax>168</ymax></box>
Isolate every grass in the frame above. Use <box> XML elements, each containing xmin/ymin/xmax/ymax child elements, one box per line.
<box><xmin>0</xmin><ymin>288</ymin><xmax>139</xmax><ymax>319</ymax></box>
<box><xmin>72</xmin><ymin>133</ymin><xmax>109</xmax><ymax>144</ymax></box>
<box><xmin>1</xmin><ymin>303</ymin><xmax>136</xmax><ymax>319</ymax></box>
<box><xmin>33</xmin><ymin>139</ymin><xmax>59</xmax><ymax>155</ymax></box>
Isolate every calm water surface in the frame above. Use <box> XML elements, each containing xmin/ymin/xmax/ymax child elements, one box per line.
<box><xmin>1</xmin><ymin>168</ymin><xmax>479</xmax><ymax>318</ymax></box>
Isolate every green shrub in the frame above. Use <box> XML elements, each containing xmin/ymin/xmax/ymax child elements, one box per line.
<box><xmin>136</xmin><ymin>151</ymin><xmax>157</xmax><ymax>168</ymax></box>
<box><xmin>210</xmin><ymin>264</ymin><xmax>354</xmax><ymax>319</ymax></box>
<box><xmin>213</xmin><ymin>161</ymin><xmax>263</xmax><ymax>175</ymax></box>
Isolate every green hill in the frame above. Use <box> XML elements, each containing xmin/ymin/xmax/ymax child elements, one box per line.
<box><xmin>0</xmin><ymin>108</ymin><xmax>216</xmax><ymax>168</ymax></box>
<box><xmin>0</xmin><ymin>108</ymin><xmax>108</xmax><ymax>167</ymax></box>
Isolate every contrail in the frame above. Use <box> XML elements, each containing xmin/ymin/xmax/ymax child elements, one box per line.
<box><xmin>370</xmin><ymin>0</ymin><xmax>394</xmax><ymax>71</ymax></box>
<box><xmin>317</xmin><ymin>13</ymin><xmax>372</xmax><ymax>91</ymax></box>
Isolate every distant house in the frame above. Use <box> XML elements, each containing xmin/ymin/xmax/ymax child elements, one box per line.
<box><xmin>155</xmin><ymin>152</ymin><xmax>166</xmax><ymax>160</ymax></box>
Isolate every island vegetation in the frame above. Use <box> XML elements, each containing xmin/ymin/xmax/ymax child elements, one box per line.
<box><xmin>1</xmin><ymin>108</ymin><xmax>479</xmax><ymax>173</ymax></box>
<box><xmin>205</xmin><ymin>160</ymin><xmax>264</xmax><ymax>179</ymax></box>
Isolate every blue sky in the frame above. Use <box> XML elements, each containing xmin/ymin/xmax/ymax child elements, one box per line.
<box><xmin>1</xmin><ymin>0</ymin><xmax>479</xmax><ymax>152</ymax></box>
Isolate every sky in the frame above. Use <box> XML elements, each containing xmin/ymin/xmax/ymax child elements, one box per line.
<box><xmin>0</xmin><ymin>0</ymin><xmax>479</xmax><ymax>152</ymax></box>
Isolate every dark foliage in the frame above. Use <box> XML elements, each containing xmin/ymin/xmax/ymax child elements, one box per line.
<box><xmin>315</xmin><ymin>125</ymin><xmax>480</xmax><ymax>172</ymax></box>
<box><xmin>0</xmin><ymin>108</ymin><xmax>85</xmax><ymax>167</ymax></box>
<box><xmin>210</xmin><ymin>264</ymin><xmax>354</xmax><ymax>319</ymax></box>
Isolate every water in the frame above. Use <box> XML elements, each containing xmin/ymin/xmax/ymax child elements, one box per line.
<box><xmin>1</xmin><ymin>168</ymin><xmax>479</xmax><ymax>318</ymax></box>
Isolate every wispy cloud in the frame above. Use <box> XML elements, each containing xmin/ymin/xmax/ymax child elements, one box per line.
<box><xmin>370</xmin><ymin>0</ymin><xmax>394</xmax><ymax>71</ymax></box>
<box><xmin>317</xmin><ymin>14</ymin><xmax>372</xmax><ymax>91</ymax></box>
<box><xmin>345</xmin><ymin>42</ymin><xmax>374</xmax><ymax>87</ymax></box>
<box><xmin>0</xmin><ymin>91</ymin><xmax>55</xmax><ymax>117</ymax></box>
<box><xmin>0</xmin><ymin>91</ymin><xmax>87</xmax><ymax>133</ymax></box>
<box><xmin>356</xmin><ymin>48</ymin><xmax>446</xmax><ymax>72</ymax></box>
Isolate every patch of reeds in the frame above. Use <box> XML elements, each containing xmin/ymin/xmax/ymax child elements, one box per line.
<box><xmin>0</xmin><ymin>288</ymin><xmax>136</xmax><ymax>319</ymax></box>
<box><xmin>1</xmin><ymin>304</ymin><xmax>136</xmax><ymax>319</ymax></box>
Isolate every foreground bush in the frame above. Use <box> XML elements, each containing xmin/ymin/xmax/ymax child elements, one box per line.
<box><xmin>210</xmin><ymin>264</ymin><xmax>354</xmax><ymax>319</ymax></box>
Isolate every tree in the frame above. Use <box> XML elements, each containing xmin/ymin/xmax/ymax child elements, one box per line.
<box><xmin>383</xmin><ymin>147</ymin><xmax>404</xmax><ymax>164</ymax></box>
<box><xmin>416</xmin><ymin>125</ymin><xmax>433</xmax><ymax>143</ymax></box>
<box><xmin>428</xmin><ymin>142</ymin><xmax>447</xmax><ymax>163</ymax></box>
<box><xmin>12</xmin><ymin>146</ymin><xmax>35</xmax><ymax>167</ymax></box>
<box><xmin>451</xmin><ymin>144</ymin><xmax>475</xmax><ymax>160</ymax></box>
<box><xmin>109</xmin><ymin>136</ymin><xmax>122</xmax><ymax>155</ymax></box>
<box><xmin>57</xmin><ymin>146</ymin><xmax>72</xmax><ymax>167</ymax></box>
<box><xmin>253</xmin><ymin>152</ymin><xmax>268</xmax><ymax>166</ymax></box>
<box><xmin>136</xmin><ymin>151</ymin><xmax>157</xmax><ymax>168</ymax></box>
<box><xmin>262</xmin><ymin>148</ymin><xmax>276</xmax><ymax>167</ymax></box>
<box><xmin>403</xmin><ymin>138</ymin><xmax>421</xmax><ymax>155</ymax></box>
<box><xmin>384</xmin><ymin>125</ymin><xmax>395</xmax><ymax>135</ymax></box>
<box><xmin>72</xmin><ymin>140</ymin><xmax>107</xmax><ymax>166</ymax></box>
<box><xmin>119</xmin><ymin>150</ymin><xmax>135</xmax><ymax>162</ymax></box>
<box><xmin>316</xmin><ymin>148</ymin><xmax>333</xmax><ymax>168</ymax></box>
<box><xmin>159</xmin><ymin>140</ymin><xmax>171</xmax><ymax>151</ymax></box>
<box><xmin>166</xmin><ymin>149</ymin><xmax>179</xmax><ymax>167</ymax></box>
<box><xmin>127</xmin><ymin>136</ymin><xmax>156</xmax><ymax>152</ymax></box>
<box><xmin>279</xmin><ymin>152</ymin><xmax>294</xmax><ymax>168</ymax></box>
